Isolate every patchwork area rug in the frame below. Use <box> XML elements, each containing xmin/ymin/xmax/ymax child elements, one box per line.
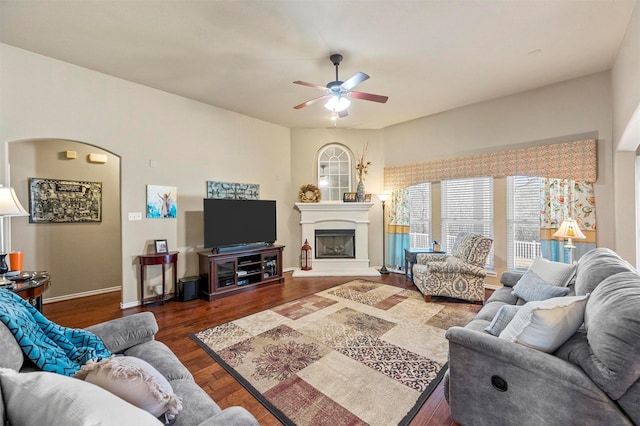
<box><xmin>191</xmin><ymin>280</ymin><xmax>477</xmax><ymax>426</ymax></box>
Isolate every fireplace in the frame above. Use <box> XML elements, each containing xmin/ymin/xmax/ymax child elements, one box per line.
<box><xmin>293</xmin><ymin>201</ymin><xmax>379</xmax><ymax>277</ymax></box>
<box><xmin>315</xmin><ymin>229</ymin><xmax>355</xmax><ymax>259</ymax></box>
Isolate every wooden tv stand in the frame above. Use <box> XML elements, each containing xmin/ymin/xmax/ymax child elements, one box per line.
<box><xmin>198</xmin><ymin>245</ymin><xmax>284</xmax><ymax>301</ymax></box>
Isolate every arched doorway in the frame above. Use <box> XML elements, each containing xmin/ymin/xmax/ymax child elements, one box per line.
<box><xmin>8</xmin><ymin>139</ymin><xmax>121</xmax><ymax>301</ymax></box>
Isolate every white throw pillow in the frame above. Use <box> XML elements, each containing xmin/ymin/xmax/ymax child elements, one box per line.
<box><xmin>498</xmin><ymin>295</ymin><xmax>588</xmax><ymax>353</ymax></box>
<box><xmin>527</xmin><ymin>257</ymin><xmax>576</xmax><ymax>287</ymax></box>
<box><xmin>75</xmin><ymin>355</ymin><xmax>182</xmax><ymax>420</ymax></box>
<box><xmin>0</xmin><ymin>368</ymin><xmax>163</xmax><ymax>426</ymax></box>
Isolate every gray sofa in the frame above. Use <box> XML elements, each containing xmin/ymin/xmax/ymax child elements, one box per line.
<box><xmin>444</xmin><ymin>247</ymin><xmax>640</xmax><ymax>425</ymax></box>
<box><xmin>0</xmin><ymin>311</ymin><xmax>258</xmax><ymax>426</ymax></box>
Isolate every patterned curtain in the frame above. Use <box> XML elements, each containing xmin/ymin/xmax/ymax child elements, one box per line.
<box><xmin>540</xmin><ymin>179</ymin><xmax>596</xmax><ymax>263</ymax></box>
<box><xmin>386</xmin><ymin>188</ymin><xmax>410</xmax><ymax>269</ymax></box>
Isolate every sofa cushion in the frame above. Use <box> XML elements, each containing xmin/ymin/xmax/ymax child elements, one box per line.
<box><xmin>0</xmin><ymin>322</ymin><xmax>23</xmax><ymax>371</ymax></box>
<box><xmin>574</xmin><ymin>247</ymin><xmax>637</xmax><ymax>296</ymax></box>
<box><xmin>512</xmin><ymin>270</ymin><xmax>570</xmax><ymax>302</ymax></box>
<box><xmin>75</xmin><ymin>355</ymin><xmax>182</xmax><ymax>420</ymax></box>
<box><xmin>579</xmin><ymin>271</ymin><xmax>640</xmax><ymax>399</ymax></box>
<box><xmin>484</xmin><ymin>305</ymin><xmax>521</xmax><ymax>336</ymax></box>
<box><xmin>0</xmin><ymin>368</ymin><xmax>162</xmax><ymax>425</ymax></box>
<box><xmin>527</xmin><ymin>256</ymin><xmax>576</xmax><ymax>287</ymax></box>
<box><xmin>499</xmin><ymin>294</ymin><xmax>588</xmax><ymax>353</ymax></box>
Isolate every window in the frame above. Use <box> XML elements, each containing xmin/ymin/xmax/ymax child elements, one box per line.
<box><xmin>507</xmin><ymin>176</ymin><xmax>543</xmax><ymax>271</ymax></box>
<box><xmin>441</xmin><ymin>177</ymin><xmax>494</xmax><ymax>268</ymax></box>
<box><xmin>318</xmin><ymin>144</ymin><xmax>352</xmax><ymax>201</ymax></box>
<box><xmin>408</xmin><ymin>183</ymin><xmax>432</xmax><ymax>248</ymax></box>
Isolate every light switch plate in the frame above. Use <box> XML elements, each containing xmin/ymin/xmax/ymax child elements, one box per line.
<box><xmin>128</xmin><ymin>212</ymin><xmax>142</xmax><ymax>221</ymax></box>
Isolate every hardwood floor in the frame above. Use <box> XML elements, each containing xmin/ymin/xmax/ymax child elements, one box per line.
<box><xmin>44</xmin><ymin>272</ymin><xmax>475</xmax><ymax>426</ymax></box>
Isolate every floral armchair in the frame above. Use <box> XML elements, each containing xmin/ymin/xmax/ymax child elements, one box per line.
<box><xmin>412</xmin><ymin>232</ymin><xmax>493</xmax><ymax>303</ymax></box>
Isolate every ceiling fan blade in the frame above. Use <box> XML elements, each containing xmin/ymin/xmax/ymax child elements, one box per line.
<box><xmin>293</xmin><ymin>95</ymin><xmax>328</xmax><ymax>109</ymax></box>
<box><xmin>293</xmin><ymin>80</ymin><xmax>327</xmax><ymax>90</ymax></box>
<box><xmin>338</xmin><ymin>110</ymin><xmax>349</xmax><ymax>118</ymax></box>
<box><xmin>341</xmin><ymin>72</ymin><xmax>369</xmax><ymax>91</ymax></box>
<box><xmin>349</xmin><ymin>91</ymin><xmax>389</xmax><ymax>104</ymax></box>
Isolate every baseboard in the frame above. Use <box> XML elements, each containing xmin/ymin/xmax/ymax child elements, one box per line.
<box><xmin>43</xmin><ymin>286</ymin><xmax>120</xmax><ymax>304</ymax></box>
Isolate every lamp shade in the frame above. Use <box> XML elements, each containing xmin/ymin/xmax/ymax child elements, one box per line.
<box><xmin>0</xmin><ymin>187</ymin><xmax>28</xmax><ymax>217</ymax></box>
<box><xmin>552</xmin><ymin>218</ymin><xmax>586</xmax><ymax>240</ymax></box>
<box><xmin>324</xmin><ymin>95</ymin><xmax>350</xmax><ymax>112</ymax></box>
<box><xmin>376</xmin><ymin>193</ymin><xmax>390</xmax><ymax>203</ymax></box>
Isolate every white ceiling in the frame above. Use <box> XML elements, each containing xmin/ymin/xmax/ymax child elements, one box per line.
<box><xmin>0</xmin><ymin>0</ymin><xmax>636</xmax><ymax>130</ymax></box>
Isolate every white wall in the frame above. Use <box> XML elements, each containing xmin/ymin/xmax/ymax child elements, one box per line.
<box><xmin>612</xmin><ymin>1</ymin><xmax>640</xmax><ymax>264</ymax></box>
<box><xmin>0</xmin><ymin>44</ymin><xmax>294</xmax><ymax>306</ymax></box>
<box><xmin>381</xmin><ymin>72</ymin><xmax>617</xmax><ymax>274</ymax></box>
<box><xmin>289</xmin><ymin>128</ymin><xmax>385</xmax><ymax>266</ymax></box>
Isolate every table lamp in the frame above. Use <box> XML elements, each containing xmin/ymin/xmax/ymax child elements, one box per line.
<box><xmin>0</xmin><ymin>186</ymin><xmax>29</xmax><ymax>284</ymax></box>
<box><xmin>552</xmin><ymin>218</ymin><xmax>586</xmax><ymax>264</ymax></box>
<box><xmin>376</xmin><ymin>193</ymin><xmax>390</xmax><ymax>274</ymax></box>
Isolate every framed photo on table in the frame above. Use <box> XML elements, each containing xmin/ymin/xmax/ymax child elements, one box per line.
<box><xmin>154</xmin><ymin>239</ymin><xmax>168</xmax><ymax>254</ymax></box>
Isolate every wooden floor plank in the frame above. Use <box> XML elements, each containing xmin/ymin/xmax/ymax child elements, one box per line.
<box><xmin>44</xmin><ymin>272</ymin><xmax>467</xmax><ymax>425</ymax></box>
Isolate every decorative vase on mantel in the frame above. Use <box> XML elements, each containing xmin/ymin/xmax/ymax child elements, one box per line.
<box><xmin>356</xmin><ymin>180</ymin><xmax>365</xmax><ymax>202</ymax></box>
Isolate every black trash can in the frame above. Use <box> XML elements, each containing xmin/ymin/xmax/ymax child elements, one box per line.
<box><xmin>177</xmin><ymin>276</ymin><xmax>200</xmax><ymax>301</ymax></box>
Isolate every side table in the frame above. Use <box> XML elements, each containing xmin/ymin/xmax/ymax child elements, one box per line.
<box><xmin>138</xmin><ymin>252</ymin><xmax>178</xmax><ymax>305</ymax></box>
<box><xmin>404</xmin><ymin>248</ymin><xmax>446</xmax><ymax>281</ymax></box>
<box><xmin>8</xmin><ymin>271</ymin><xmax>51</xmax><ymax>312</ymax></box>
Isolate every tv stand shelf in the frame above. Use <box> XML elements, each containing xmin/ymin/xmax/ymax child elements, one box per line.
<box><xmin>198</xmin><ymin>245</ymin><xmax>284</xmax><ymax>301</ymax></box>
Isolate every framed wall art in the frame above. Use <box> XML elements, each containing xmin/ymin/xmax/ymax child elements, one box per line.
<box><xmin>147</xmin><ymin>185</ymin><xmax>177</xmax><ymax>218</ymax></box>
<box><xmin>207</xmin><ymin>181</ymin><xmax>259</xmax><ymax>200</ymax></box>
<box><xmin>28</xmin><ymin>178</ymin><xmax>102</xmax><ymax>223</ymax></box>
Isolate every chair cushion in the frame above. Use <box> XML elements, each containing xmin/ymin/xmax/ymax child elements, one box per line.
<box><xmin>75</xmin><ymin>355</ymin><xmax>182</xmax><ymax>420</ymax></box>
<box><xmin>581</xmin><ymin>271</ymin><xmax>640</xmax><ymax>399</ymax></box>
<box><xmin>484</xmin><ymin>305</ymin><xmax>521</xmax><ymax>336</ymax></box>
<box><xmin>527</xmin><ymin>256</ymin><xmax>576</xmax><ymax>287</ymax></box>
<box><xmin>499</xmin><ymin>294</ymin><xmax>588</xmax><ymax>353</ymax></box>
<box><xmin>574</xmin><ymin>247</ymin><xmax>637</xmax><ymax>296</ymax></box>
<box><xmin>512</xmin><ymin>270</ymin><xmax>570</xmax><ymax>302</ymax></box>
<box><xmin>0</xmin><ymin>368</ymin><xmax>163</xmax><ymax>425</ymax></box>
<box><xmin>449</xmin><ymin>232</ymin><xmax>477</xmax><ymax>262</ymax></box>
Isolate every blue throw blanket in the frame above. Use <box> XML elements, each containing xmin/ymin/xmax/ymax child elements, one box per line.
<box><xmin>0</xmin><ymin>288</ymin><xmax>111</xmax><ymax>376</ymax></box>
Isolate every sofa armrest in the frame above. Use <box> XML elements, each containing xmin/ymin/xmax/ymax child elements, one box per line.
<box><xmin>500</xmin><ymin>271</ymin><xmax>524</xmax><ymax>287</ymax></box>
<box><xmin>85</xmin><ymin>312</ymin><xmax>158</xmax><ymax>353</ymax></box>
<box><xmin>415</xmin><ymin>253</ymin><xmax>448</xmax><ymax>264</ymax></box>
<box><xmin>445</xmin><ymin>326</ymin><xmax>629</xmax><ymax>425</ymax></box>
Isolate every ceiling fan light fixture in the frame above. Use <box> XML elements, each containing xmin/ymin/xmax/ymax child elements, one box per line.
<box><xmin>324</xmin><ymin>95</ymin><xmax>350</xmax><ymax>112</ymax></box>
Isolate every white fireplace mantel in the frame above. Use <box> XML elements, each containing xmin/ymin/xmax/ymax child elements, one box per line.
<box><xmin>293</xmin><ymin>202</ymin><xmax>380</xmax><ymax>277</ymax></box>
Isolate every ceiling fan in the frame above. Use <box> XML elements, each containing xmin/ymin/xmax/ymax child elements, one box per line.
<box><xmin>293</xmin><ymin>54</ymin><xmax>388</xmax><ymax>118</ymax></box>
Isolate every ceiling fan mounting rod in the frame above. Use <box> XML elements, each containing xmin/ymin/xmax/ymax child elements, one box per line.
<box><xmin>330</xmin><ymin>53</ymin><xmax>343</xmax><ymax>82</ymax></box>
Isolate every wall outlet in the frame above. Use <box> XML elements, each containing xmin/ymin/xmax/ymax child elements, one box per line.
<box><xmin>128</xmin><ymin>212</ymin><xmax>142</xmax><ymax>221</ymax></box>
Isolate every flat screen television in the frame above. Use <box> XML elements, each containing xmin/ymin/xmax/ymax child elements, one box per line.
<box><xmin>203</xmin><ymin>199</ymin><xmax>277</xmax><ymax>250</ymax></box>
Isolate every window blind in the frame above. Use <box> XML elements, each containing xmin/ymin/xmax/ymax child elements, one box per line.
<box><xmin>408</xmin><ymin>183</ymin><xmax>432</xmax><ymax>248</ymax></box>
<box><xmin>441</xmin><ymin>177</ymin><xmax>494</xmax><ymax>268</ymax></box>
<box><xmin>507</xmin><ymin>176</ymin><xmax>543</xmax><ymax>270</ymax></box>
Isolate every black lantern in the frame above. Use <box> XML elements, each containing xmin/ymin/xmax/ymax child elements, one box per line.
<box><xmin>301</xmin><ymin>239</ymin><xmax>312</xmax><ymax>271</ymax></box>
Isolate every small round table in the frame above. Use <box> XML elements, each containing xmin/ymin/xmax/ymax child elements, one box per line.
<box><xmin>138</xmin><ymin>252</ymin><xmax>178</xmax><ymax>305</ymax></box>
<box><xmin>8</xmin><ymin>271</ymin><xmax>51</xmax><ymax>312</ymax></box>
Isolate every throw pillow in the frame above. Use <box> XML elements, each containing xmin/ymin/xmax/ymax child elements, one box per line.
<box><xmin>484</xmin><ymin>305</ymin><xmax>521</xmax><ymax>336</ymax></box>
<box><xmin>0</xmin><ymin>368</ymin><xmax>162</xmax><ymax>426</ymax></box>
<box><xmin>512</xmin><ymin>270</ymin><xmax>570</xmax><ymax>302</ymax></box>
<box><xmin>75</xmin><ymin>355</ymin><xmax>182</xmax><ymax>420</ymax></box>
<box><xmin>528</xmin><ymin>256</ymin><xmax>576</xmax><ymax>287</ymax></box>
<box><xmin>498</xmin><ymin>294</ymin><xmax>589</xmax><ymax>353</ymax></box>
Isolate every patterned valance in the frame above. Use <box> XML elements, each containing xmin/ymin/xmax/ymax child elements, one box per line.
<box><xmin>384</xmin><ymin>139</ymin><xmax>596</xmax><ymax>191</ymax></box>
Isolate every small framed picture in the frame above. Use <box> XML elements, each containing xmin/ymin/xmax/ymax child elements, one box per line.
<box><xmin>364</xmin><ymin>193</ymin><xmax>372</xmax><ymax>202</ymax></box>
<box><xmin>343</xmin><ymin>192</ymin><xmax>356</xmax><ymax>202</ymax></box>
<box><xmin>154</xmin><ymin>239</ymin><xmax>168</xmax><ymax>254</ymax></box>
